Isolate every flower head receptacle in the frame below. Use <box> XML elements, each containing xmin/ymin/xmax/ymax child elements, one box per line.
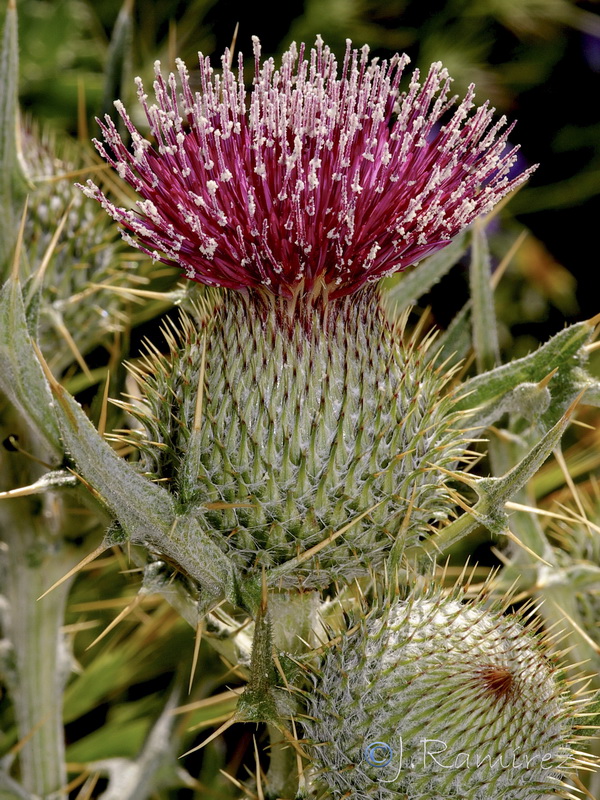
<box><xmin>116</xmin><ymin>292</ymin><xmax>467</xmax><ymax>588</ymax></box>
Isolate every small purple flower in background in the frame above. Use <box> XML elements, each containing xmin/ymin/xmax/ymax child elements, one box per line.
<box><xmin>81</xmin><ymin>36</ymin><xmax>534</xmax><ymax>307</ymax></box>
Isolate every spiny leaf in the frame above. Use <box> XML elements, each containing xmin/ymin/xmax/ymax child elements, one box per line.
<box><xmin>470</xmin><ymin>221</ymin><xmax>499</xmax><ymax>373</ymax></box>
<box><xmin>455</xmin><ymin>319</ymin><xmax>595</xmax><ymax>426</ymax></box>
<box><xmin>0</xmin><ymin>277</ymin><xmax>62</xmax><ymax>460</ymax></box>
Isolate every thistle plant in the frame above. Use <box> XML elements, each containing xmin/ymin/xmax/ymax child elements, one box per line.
<box><xmin>305</xmin><ymin>581</ymin><xmax>588</xmax><ymax>800</ymax></box>
<box><xmin>1</xmin><ymin>13</ymin><xmax>600</xmax><ymax>800</ymax></box>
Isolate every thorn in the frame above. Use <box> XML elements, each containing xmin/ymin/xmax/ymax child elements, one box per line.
<box><xmin>505</xmin><ymin>501</ymin><xmax>584</xmax><ymax>526</ymax></box>
<box><xmin>227</xmin><ymin>22</ymin><xmax>240</xmax><ymax>69</ymax></box>
<box><xmin>584</xmin><ymin>339</ymin><xmax>600</xmax><ymax>353</ymax></box>
<box><xmin>570</xmin><ymin>418</ymin><xmax>596</xmax><ymax>430</ymax></box>
<box><xmin>1</xmin><ymin>434</ymin><xmax>54</xmax><ymax>469</ymax></box>
<box><xmin>291</xmin><ymin>717</ymin><xmax>307</xmax><ymax>794</ymax></box>
<box><xmin>553</xmin><ymin>444</ymin><xmax>591</xmax><ymax>538</ymax></box>
<box><xmin>270</xmin><ymin>720</ymin><xmax>311</xmax><ymax>760</ymax></box>
<box><xmin>85</xmin><ymin>593</ymin><xmax>143</xmax><ymax>650</ymax></box>
<box><xmin>9</xmin><ymin>713</ymin><xmax>50</xmax><ymax>756</ymax></box>
<box><xmin>59</xmin><ymin>770</ymin><xmax>93</xmax><ymax>798</ymax></box>
<box><xmin>202</xmin><ymin>501</ymin><xmax>256</xmax><ymax>510</ymax></box>
<box><xmin>179</xmin><ymin>714</ymin><xmax>237</xmax><ymax>758</ymax></box>
<box><xmin>502</xmin><ymin>528</ymin><xmax>553</xmax><ymax>567</ymax></box>
<box><xmin>444</xmin><ymin>487</ymin><xmax>475</xmax><ymax>515</ymax></box>
<box><xmin>37</xmin><ymin>543</ymin><xmax>108</xmax><ymax>600</ymax></box>
<box><xmin>88</xmin><ymin>282</ymin><xmax>184</xmax><ymax>302</ymax></box>
<box><xmin>188</xmin><ymin>620</ymin><xmax>203</xmax><ymax>694</ymax></box>
<box><xmin>171</xmin><ymin>688</ymin><xmax>243</xmax><ymax>716</ymax></box>
<box><xmin>253</xmin><ymin>736</ymin><xmax>265</xmax><ymax>800</ymax></box>
<box><xmin>98</xmin><ymin>371</ymin><xmax>111</xmax><ymax>438</ymax></box>
<box><xmin>0</xmin><ymin>481</ymin><xmax>49</xmax><ymax>499</ymax></box>
<box><xmin>37</xmin><ymin>163</ymin><xmax>111</xmax><ymax>184</ymax></box>
<box><xmin>272</xmin><ymin>651</ymin><xmax>290</xmax><ymax>691</ymax></box>
<box><xmin>537</xmin><ymin>367</ymin><xmax>559</xmax><ymax>390</ymax></box>
<box><xmin>49</xmin><ymin>311</ymin><xmax>93</xmax><ymax>381</ymax></box>
<box><xmin>27</xmin><ymin>202</ymin><xmax>73</xmax><ymax>299</ymax></box>
<box><xmin>490</xmin><ymin>229</ymin><xmax>528</xmax><ymax>289</ymax></box>
<box><xmin>192</xmin><ymin>333</ymin><xmax>207</xmax><ymax>433</ymax></box>
<box><xmin>585</xmin><ymin>310</ymin><xmax>600</xmax><ymax>328</ymax></box>
<box><xmin>31</xmin><ymin>342</ymin><xmax>68</xmax><ymax>427</ymax></box>
<box><xmin>554</xmin><ymin>502</ymin><xmax>600</xmax><ymax>536</ymax></box>
<box><xmin>548</xmin><ymin>601</ymin><xmax>600</xmax><ymax>654</ymax></box>
<box><xmin>426</xmin><ymin>462</ymin><xmax>478</xmax><ymax>489</ymax></box>
<box><xmin>218</xmin><ymin>769</ymin><xmax>250</xmax><ymax>795</ymax></box>
<box><xmin>261</xmin><ymin>565</ymin><xmax>268</xmax><ymax>614</ymax></box>
<box><xmin>74</xmin><ymin>772</ymin><xmax>101</xmax><ymax>800</ymax></box>
<box><xmin>66</xmin><ymin>466</ymin><xmax>106</xmax><ymax>505</ymax></box>
<box><xmin>10</xmin><ymin>197</ymin><xmax>29</xmax><ymax>282</ymax></box>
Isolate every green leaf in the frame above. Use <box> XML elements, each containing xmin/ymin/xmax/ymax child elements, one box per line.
<box><xmin>0</xmin><ymin>277</ymin><xmax>62</xmax><ymax>461</ymax></box>
<box><xmin>455</xmin><ymin>319</ymin><xmax>595</xmax><ymax>425</ymax></box>
<box><xmin>413</xmin><ymin>395</ymin><xmax>580</xmax><ymax>559</ymax></box>
<box><xmin>0</xmin><ymin>1</ymin><xmax>30</xmax><ymax>272</ymax></box>
<box><xmin>66</xmin><ymin>717</ymin><xmax>150</xmax><ymax>762</ymax></box>
<box><xmin>0</xmin><ymin>0</ymin><xmax>19</xmax><ymax>268</ymax></box>
<box><xmin>46</xmin><ymin>374</ymin><xmax>176</xmax><ymax>536</ymax></box>
<box><xmin>33</xmin><ymin>351</ymin><xmax>239</xmax><ymax>606</ymax></box>
<box><xmin>469</xmin><ymin>222</ymin><xmax>499</xmax><ymax>373</ymax></box>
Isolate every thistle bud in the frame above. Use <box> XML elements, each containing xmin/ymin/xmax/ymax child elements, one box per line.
<box><xmin>305</xmin><ymin>588</ymin><xmax>589</xmax><ymax>799</ymax></box>
<box><xmin>119</xmin><ymin>289</ymin><xmax>466</xmax><ymax>587</ymax></box>
<box><xmin>20</xmin><ymin>124</ymin><xmax>132</xmax><ymax>369</ymax></box>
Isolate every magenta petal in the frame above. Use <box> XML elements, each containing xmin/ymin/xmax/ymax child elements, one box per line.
<box><xmin>79</xmin><ymin>36</ymin><xmax>535</xmax><ymax>302</ymax></box>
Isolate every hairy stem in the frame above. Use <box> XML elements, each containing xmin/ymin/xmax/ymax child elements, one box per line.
<box><xmin>0</xmin><ymin>414</ymin><xmax>98</xmax><ymax>797</ymax></box>
<box><xmin>264</xmin><ymin>591</ymin><xmax>324</xmax><ymax>798</ymax></box>
<box><xmin>266</xmin><ymin>720</ymin><xmax>299</xmax><ymax>800</ymax></box>
<box><xmin>2</xmin><ymin>497</ymin><xmax>74</xmax><ymax>796</ymax></box>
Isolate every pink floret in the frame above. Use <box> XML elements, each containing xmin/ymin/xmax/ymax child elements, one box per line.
<box><xmin>80</xmin><ymin>36</ymin><xmax>534</xmax><ymax>301</ymax></box>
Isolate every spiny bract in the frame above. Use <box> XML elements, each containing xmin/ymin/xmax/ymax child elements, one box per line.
<box><xmin>304</xmin><ymin>587</ymin><xmax>583</xmax><ymax>799</ymax></box>
<box><xmin>115</xmin><ymin>291</ymin><xmax>468</xmax><ymax>588</ymax></box>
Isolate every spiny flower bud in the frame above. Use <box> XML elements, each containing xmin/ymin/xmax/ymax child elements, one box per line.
<box><xmin>118</xmin><ymin>291</ymin><xmax>467</xmax><ymax>587</ymax></box>
<box><xmin>305</xmin><ymin>587</ymin><xmax>590</xmax><ymax>799</ymax></box>
<box><xmin>21</xmin><ymin>124</ymin><xmax>133</xmax><ymax>369</ymax></box>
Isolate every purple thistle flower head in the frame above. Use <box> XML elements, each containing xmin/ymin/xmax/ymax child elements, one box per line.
<box><xmin>81</xmin><ymin>36</ymin><xmax>534</xmax><ymax>309</ymax></box>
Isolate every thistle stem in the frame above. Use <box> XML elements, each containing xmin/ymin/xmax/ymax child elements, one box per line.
<box><xmin>264</xmin><ymin>590</ymin><xmax>324</xmax><ymax>799</ymax></box>
<box><xmin>2</xmin><ymin>500</ymin><xmax>73</xmax><ymax>797</ymax></box>
<box><xmin>266</xmin><ymin>720</ymin><xmax>298</xmax><ymax>800</ymax></box>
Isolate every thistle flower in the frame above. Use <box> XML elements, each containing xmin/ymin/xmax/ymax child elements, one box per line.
<box><xmin>78</xmin><ymin>38</ymin><xmax>533</xmax><ymax>589</ymax></box>
<box><xmin>305</xmin><ymin>586</ymin><xmax>590</xmax><ymax>800</ymax></box>
<box><xmin>81</xmin><ymin>36</ymin><xmax>533</xmax><ymax>309</ymax></box>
